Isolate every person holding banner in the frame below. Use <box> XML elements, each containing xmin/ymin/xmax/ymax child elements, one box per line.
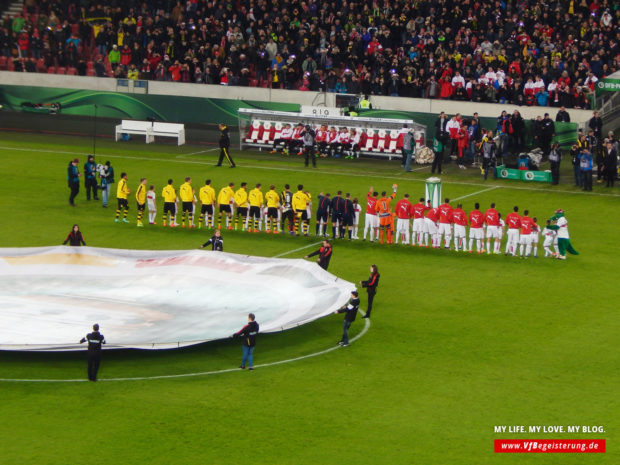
<box><xmin>233</xmin><ymin>313</ymin><xmax>259</xmax><ymax>370</ymax></box>
<box><xmin>79</xmin><ymin>323</ymin><xmax>105</xmax><ymax>381</ymax></box>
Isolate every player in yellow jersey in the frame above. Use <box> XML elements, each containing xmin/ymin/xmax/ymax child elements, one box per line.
<box><xmin>233</xmin><ymin>182</ymin><xmax>249</xmax><ymax>231</ymax></box>
<box><xmin>248</xmin><ymin>183</ymin><xmax>264</xmax><ymax>232</ymax></box>
<box><xmin>198</xmin><ymin>179</ymin><xmax>216</xmax><ymax>228</ymax></box>
<box><xmin>114</xmin><ymin>172</ymin><xmax>130</xmax><ymax>223</ymax></box>
<box><xmin>161</xmin><ymin>179</ymin><xmax>177</xmax><ymax>227</ymax></box>
<box><xmin>292</xmin><ymin>184</ymin><xmax>310</xmax><ymax>236</ymax></box>
<box><xmin>217</xmin><ymin>182</ymin><xmax>235</xmax><ymax>229</ymax></box>
<box><xmin>264</xmin><ymin>185</ymin><xmax>280</xmax><ymax>233</ymax></box>
<box><xmin>135</xmin><ymin>177</ymin><xmax>147</xmax><ymax>227</ymax></box>
<box><xmin>179</xmin><ymin>176</ymin><xmax>195</xmax><ymax>228</ymax></box>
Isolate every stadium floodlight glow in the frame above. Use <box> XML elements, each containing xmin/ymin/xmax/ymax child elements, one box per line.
<box><xmin>0</xmin><ymin>247</ymin><xmax>355</xmax><ymax>351</ymax></box>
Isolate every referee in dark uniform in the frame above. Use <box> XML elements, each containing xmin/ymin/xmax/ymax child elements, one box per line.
<box><xmin>79</xmin><ymin>323</ymin><xmax>105</xmax><ymax>381</ymax></box>
<box><xmin>216</xmin><ymin>123</ymin><xmax>236</xmax><ymax>168</ymax></box>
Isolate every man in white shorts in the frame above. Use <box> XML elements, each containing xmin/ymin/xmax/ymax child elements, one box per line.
<box><xmin>424</xmin><ymin>206</ymin><xmax>440</xmax><ymax>247</ymax></box>
<box><xmin>394</xmin><ymin>194</ymin><xmax>413</xmax><ymax>244</ymax></box>
<box><xmin>411</xmin><ymin>198</ymin><xmax>429</xmax><ymax>246</ymax></box>
<box><xmin>363</xmin><ymin>187</ymin><xmax>379</xmax><ymax>242</ymax></box>
<box><xmin>504</xmin><ymin>206</ymin><xmax>522</xmax><ymax>256</ymax></box>
<box><xmin>468</xmin><ymin>202</ymin><xmax>485</xmax><ymax>253</ymax></box>
<box><xmin>484</xmin><ymin>203</ymin><xmax>501</xmax><ymax>254</ymax></box>
<box><xmin>517</xmin><ymin>210</ymin><xmax>535</xmax><ymax>257</ymax></box>
<box><xmin>530</xmin><ymin>217</ymin><xmax>540</xmax><ymax>258</ymax></box>
<box><xmin>438</xmin><ymin>198</ymin><xmax>453</xmax><ymax>249</ymax></box>
<box><xmin>541</xmin><ymin>219</ymin><xmax>558</xmax><ymax>257</ymax></box>
<box><xmin>451</xmin><ymin>203</ymin><xmax>468</xmax><ymax>251</ymax></box>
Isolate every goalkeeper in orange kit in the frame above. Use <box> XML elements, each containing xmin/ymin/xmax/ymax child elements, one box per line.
<box><xmin>375</xmin><ymin>184</ymin><xmax>398</xmax><ymax>244</ymax></box>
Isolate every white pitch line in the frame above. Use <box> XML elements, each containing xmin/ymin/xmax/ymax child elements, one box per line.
<box><xmin>3</xmin><ymin>144</ymin><xmax>619</xmax><ymax>197</ymax></box>
<box><xmin>452</xmin><ymin>186</ymin><xmax>500</xmax><ymax>202</ymax></box>
<box><xmin>0</xmin><ymin>315</ymin><xmax>371</xmax><ymax>383</ymax></box>
<box><xmin>272</xmin><ymin>241</ymin><xmax>323</xmax><ymax>258</ymax></box>
<box><xmin>176</xmin><ymin>148</ymin><xmax>218</xmax><ymax>158</ymax></box>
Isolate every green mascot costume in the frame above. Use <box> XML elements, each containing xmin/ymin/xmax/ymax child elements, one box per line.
<box><xmin>547</xmin><ymin>209</ymin><xmax>578</xmax><ymax>260</ymax></box>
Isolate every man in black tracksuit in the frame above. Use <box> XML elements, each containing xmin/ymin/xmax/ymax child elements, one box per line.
<box><xmin>83</xmin><ymin>155</ymin><xmax>99</xmax><ymax>201</ymax></box>
<box><xmin>216</xmin><ymin>123</ymin><xmax>236</xmax><ymax>167</ymax></box>
<box><xmin>305</xmin><ymin>240</ymin><xmax>333</xmax><ymax>270</ymax></box>
<box><xmin>233</xmin><ymin>313</ymin><xmax>259</xmax><ymax>370</ymax></box>
<box><xmin>79</xmin><ymin>323</ymin><xmax>105</xmax><ymax>381</ymax></box>
<box><xmin>200</xmin><ymin>229</ymin><xmax>224</xmax><ymax>251</ymax></box>
<box><xmin>540</xmin><ymin>113</ymin><xmax>555</xmax><ymax>158</ymax></box>
<box><xmin>315</xmin><ymin>192</ymin><xmax>331</xmax><ymax>237</ymax></box>
<box><xmin>330</xmin><ymin>191</ymin><xmax>345</xmax><ymax>239</ymax></box>
<box><xmin>334</xmin><ymin>291</ymin><xmax>360</xmax><ymax>346</ymax></box>
<box><xmin>342</xmin><ymin>193</ymin><xmax>354</xmax><ymax>240</ymax></box>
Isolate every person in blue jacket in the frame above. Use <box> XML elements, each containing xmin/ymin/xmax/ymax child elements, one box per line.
<box><xmin>67</xmin><ymin>158</ymin><xmax>81</xmax><ymax>206</ymax></box>
<box><xmin>579</xmin><ymin>148</ymin><xmax>593</xmax><ymax>191</ymax></box>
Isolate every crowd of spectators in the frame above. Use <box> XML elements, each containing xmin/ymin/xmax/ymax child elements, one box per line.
<box><xmin>1</xmin><ymin>0</ymin><xmax>618</xmax><ymax>109</ymax></box>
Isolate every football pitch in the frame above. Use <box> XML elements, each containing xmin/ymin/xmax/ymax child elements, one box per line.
<box><xmin>0</xmin><ymin>132</ymin><xmax>617</xmax><ymax>464</ymax></box>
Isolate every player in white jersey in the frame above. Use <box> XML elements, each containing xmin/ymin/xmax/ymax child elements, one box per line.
<box><xmin>541</xmin><ymin>220</ymin><xmax>558</xmax><ymax>257</ymax></box>
<box><xmin>352</xmin><ymin>198</ymin><xmax>362</xmax><ymax>239</ymax></box>
<box><xmin>146</xmin><ymin>185</ymin><xmax>157</xmax><ymax>224</ymax></box>
<box><xmin>530</xmin><ymin>217</ymin><xmax>540</xmax><ymax>258</ymax></box>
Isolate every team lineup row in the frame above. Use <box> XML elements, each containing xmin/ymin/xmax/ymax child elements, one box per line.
<box><xmin>110</xmin><ymin>174</ymin><xmax>574</xmax><ymax>259</ymax></box>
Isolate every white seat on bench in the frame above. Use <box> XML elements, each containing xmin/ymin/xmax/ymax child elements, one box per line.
<box><xmin>115</xmin><ymin>120</ymin><xmax>153</xmax><ymax>142</ymax></box>
<box><xmin>151</xmin><ymin>122</ymin><xmax>186</xmax><ymax>146</ymax></box>
<box><xmin>114</xmin><ymin>120</ymin><xmax>186</xmax><ymax>145</ymax></box>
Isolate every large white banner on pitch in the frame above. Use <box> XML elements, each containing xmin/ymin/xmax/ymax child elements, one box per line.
<box><xmin>0</xmin><ymin>247</ymin><xmax>355</xmax><ymax>351</ymax></box>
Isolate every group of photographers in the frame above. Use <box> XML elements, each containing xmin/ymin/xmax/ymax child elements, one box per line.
<box><xmin>431</xmin><ymin>109</ymin><xmax>618</xmax><ymax>189</ymax></box>
<box><xmin>67</xmin><ymin>155</ymin><xmax>115</xmax><ymax>207</ymax></box>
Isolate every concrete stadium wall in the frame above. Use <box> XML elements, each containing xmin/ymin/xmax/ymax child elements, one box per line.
<box><xmin>0</xmin><ymin>71</ymin><xmax>593</xmax><ymax>124</ymax></box>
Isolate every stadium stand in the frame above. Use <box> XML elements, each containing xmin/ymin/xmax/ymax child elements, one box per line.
<box><xmin>0</xmin><ymin>0</ymin><xmax>617</xmax><ymax>109</ymax></box>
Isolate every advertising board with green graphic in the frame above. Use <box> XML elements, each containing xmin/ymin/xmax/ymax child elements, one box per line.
<box><xmin>0</xmin><ymin>85</ymin><xmax>299</xmax><ymax>125</ymax></box>
<box><xmin>0</xmin><ymin>84</ymin><xmax>577</xmax><ymax>148</ymax></box>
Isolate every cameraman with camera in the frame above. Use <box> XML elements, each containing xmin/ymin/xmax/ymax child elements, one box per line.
<box><xmin>84</xmin><ymin>155</ymin><xmax>99</xmax><ymax>201</ymax></box>
<box><xmin>99</xmin><ymin>161</ymin><xmax>114</xmax><ymax>208</ymax></box>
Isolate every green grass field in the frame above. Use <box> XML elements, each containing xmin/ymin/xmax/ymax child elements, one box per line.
<box><xmin>0</xmin><ymin>132</ymin><xmax>618</xmax><ymax>464</ymax></box>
